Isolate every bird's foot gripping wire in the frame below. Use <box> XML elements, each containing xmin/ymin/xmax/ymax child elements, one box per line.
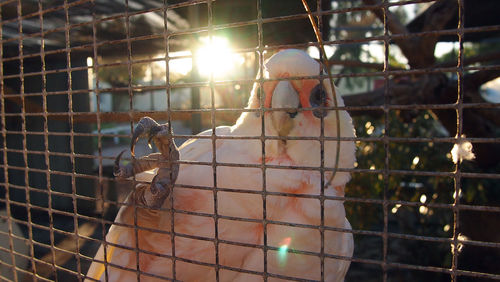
<box><xmin>114</xmin><ymin>117</ymin><xmax>180</xmax><ymax>209</ymax></box>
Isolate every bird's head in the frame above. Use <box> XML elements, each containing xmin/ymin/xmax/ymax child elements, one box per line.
<box><xmin>237</xmin><ymin>49</ymin><xmax>356</xmax><ymax>187</ymax></box>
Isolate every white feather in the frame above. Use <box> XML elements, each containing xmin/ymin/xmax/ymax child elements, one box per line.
<box><xmin>451</xmin><ymin>137</ymin><xmax>475</xmax><ymax>164</ymax></box>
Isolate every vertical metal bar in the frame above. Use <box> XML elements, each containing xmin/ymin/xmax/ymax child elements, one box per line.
<box><xmin>162</xmin><ymin>1</ymin><xmax>177</xmax><ymax>281</ymax></box>
<box><xmin>38</xmin><ymin>0</ymin><xmax>58</xmax><ymax>279</ymax></box>
<box><xmin>256</xmin><ymin>0</ymin><xmax>268</xmax><ymax>280</ymax></box>
<box><xmin>189</xmin><ymin>5</ymin><xmax>201</xmax><ymax>135</ymax></box>
<box><xmin>90</xmin><ymin>0</ymin><xmax>108</xmax><ymax>280</ymax></box>
<box><xmin>0</xmin><ymin>4</ymin><xmax>19</xmax><ymax>281</ymax></box>
<box><xmin>206</xmin><ymin>0</ymin><xmax>220</xmax><ymax>281</ymax></box>
<box><xmin>16</xmin><ymin>1</ymin><xmax>38</xmax><ymax>279</ymax></box>
<box><xmin>381</xmin><ymin>1</ymin><xmax>390</xmax><ymax>281</ymax></box>
<box><xmin>122</xmin><ymin>0</ymin><xmax>141</xmax><ymax>280</ymax></box>
<box><xmin>148</xmin><ymin>62</ymin><xmax>154</xmax><ymax>111</ymax></box>
<box><xmin>63</xmin><ymin>0</ymin><xmax>83</xmax><ymax>278</ymax></box>
<box><xmin>316</xmin><ymin>0</ymin><xmax>326</xmax><ymax>281</ymax></box>
<box><xmin>452</xmin><ymin>0</ymin><xmax>465</xmax><ymax>281</ymax></box>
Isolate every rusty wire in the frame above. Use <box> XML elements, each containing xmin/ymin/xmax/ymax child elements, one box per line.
<box><xmin>0</xmin><ymin>0</ymin><xmax>499</xmax><ymax>281</ymax></box>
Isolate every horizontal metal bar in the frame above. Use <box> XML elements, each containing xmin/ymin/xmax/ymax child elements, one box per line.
<box><xmin>3</xmin><ymin>130</ymin><xmax>498</xmax><ymax>145</ymax></box>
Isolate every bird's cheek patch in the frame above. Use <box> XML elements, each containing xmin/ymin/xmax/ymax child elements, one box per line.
<box><xmin>291</xmin><ymin>79</ymin><xmax>319</xmax><ymax>108</ymax></box>
<box><xmin>290</xmin><ymin>79</ymin><xmax>320</xmax><ymax>122</ymax></box>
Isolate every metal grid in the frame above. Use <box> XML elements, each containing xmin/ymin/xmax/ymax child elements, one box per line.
<box><xmin>0</xmin><ymin>0</ymin><xmax>499</xmax><ymax>281</ymax></box>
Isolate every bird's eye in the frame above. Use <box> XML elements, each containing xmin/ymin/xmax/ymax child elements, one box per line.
<box><xmin>309</xmin><ymin>84</ymin><xmax>326</xmax><ymax>107</ymax></box>
<box><xmin>309</xmin><ymin>84</ymin><xmax>328</xmax><ymax>118</ymax></box>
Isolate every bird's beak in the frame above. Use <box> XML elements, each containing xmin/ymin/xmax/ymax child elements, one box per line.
<box><xmin>271</xmin><ymin>81</ymin><xmax>300</xmax><ymax>136</ymax></box>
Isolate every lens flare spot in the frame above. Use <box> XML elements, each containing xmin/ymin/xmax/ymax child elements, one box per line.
<box><xmin>278</xmin><ymin>237</ymin><xmax>292</xmax><ymax>266</ymax></box>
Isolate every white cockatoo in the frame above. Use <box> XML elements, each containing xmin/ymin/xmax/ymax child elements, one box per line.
<box><xmin>86</xmin><ymin>49</ymin><xmax>356</xmax><ymax>282</ymax></box>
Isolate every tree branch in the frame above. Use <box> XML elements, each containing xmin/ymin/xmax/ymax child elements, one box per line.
<box><xmin>464</xmin><ymin>69</ymin><xmax>500</xmax><ymax>92</ymax></box>
<box><xmin>363</xmin><ymin>0</ymin><xmax>459</xmax><ymax>68</ymax></box>
<box><xmin>328</xmin><ymin>59</ymin><xmax>384</xmax><ymax>71</ymax></box>
<box><xmin>436</xmin><ymin>51</ymin><xmax>500</xmax><ymax>68</ymax></box>
<box><xmin>344</xmin><ymin>70</ymin><xmax>500</xmax><ymax>111</ymax></box>
<box><xmin>326</xmin><ymin>59</ymin><xmax>407</xmax><ymax>71</ymax></box>
<box><xmin>362</xmin><ymin>0</ymin><xmax>418</xmax><ymax>66</ymax></box>
<box><xmin>416</xmin><ymin>0</ymin><xmax>458</xmax><ymax>65</ymax></box>
<box><xmin>343</xmin><ymin>74</ymin><xmax>448</xmax><ymax>109</ymax></box>
<box><xmin>344</xmin><ymin>70</ymin><xmax>500</xmax><ymax>168</ymax></box>
<box><xmin>361</xmin><ymin>0</ymin><xmax>408</xmax><ymax>35</ymax></box>
<box><xmin>327</xmin><ymin>50</ymin><xmax>500</xmax><ymax>72</ymax></box>
<box><xmin>418</xmin><ymin>0</ymin><xmax>458</xmax><ymax>33</ymax></box>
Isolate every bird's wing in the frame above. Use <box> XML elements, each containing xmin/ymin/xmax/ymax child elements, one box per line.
<box><xmin>85</xmin><ymin>189</ymin><xmax>175</xmax><ymax>281</ymax></box>
<box><xmin>132</xmin><ymin>126</ymin><xmax>232</xmax><ymax>183</ymax></box>
<box><xmin>179</xmin><ymin>126</ymin><xmax>232</xmax><ymax>161</ymax></box>
<box><xmin>84</xmin><ymin>222</ymin><xmax>128</xmax><ymax>281</ymax></box>
<box><xmin>86</xmin><ymin>126</ymin><xmax>233</xmax><ymax>281</ymax></box>
<box><xmin>85</xmin><ymin>195</ymin><xmax>142</xmax><ymax>281</ymax></box>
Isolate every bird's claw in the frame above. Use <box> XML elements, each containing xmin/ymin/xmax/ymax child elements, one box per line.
<box><xmin>130</xmin><ymin>117</ymin><xmax>163</xmax><ymax>157</ymax></box>
<box><xmin>114</xmin><ymin>116</ymin><xmax>180</xmax><ymax>210</ymax></box>
<box><xmin>113</xmin><ymin>150</ymin><xmax>128</xmax><ymax>178</ymax></box>
<box><xmin>144</xmin><ymin>171</ymin><xmax>174</xmax><ymax>209</ymax></box>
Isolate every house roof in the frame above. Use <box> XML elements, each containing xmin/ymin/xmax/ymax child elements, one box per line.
<box><xmin>1</xmin><ymin>0</ymin><xmax>192</xmax><ymax>59</ymax></box>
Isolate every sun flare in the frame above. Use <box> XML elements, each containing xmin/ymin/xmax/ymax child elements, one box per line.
<box><xmin>195</xmin><ymin>36</ymin><xmax>244</xmax><ymax>77</ymax></box>
<box><xmin>166</xmin><ymin>36</ymin><xmax>245</xmax><ymax>79</ymax></box>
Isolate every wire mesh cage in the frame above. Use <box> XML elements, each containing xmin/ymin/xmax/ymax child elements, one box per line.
<box><xmin>0</xmin><ymin>0</ymin><xmax>499</xmax><ymax>281</ymax></box>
